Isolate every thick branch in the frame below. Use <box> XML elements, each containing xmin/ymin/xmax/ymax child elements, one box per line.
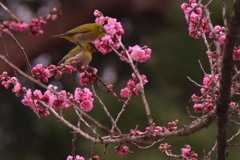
<box><xmin>216</xmin><ymin>0</ymin><xmax>240</xmax><ymax>160</ymax></box>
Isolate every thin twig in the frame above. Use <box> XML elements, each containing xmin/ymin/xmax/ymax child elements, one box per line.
<box><xmin>198</xmin><ymin>59</ymin><xmax>207</xmax><ymax>75</ymax></box>
<box><xmin>202</xmin><ymin>34</ymin><xmax>215</xmax><ymax>76</ymax></box>
<box><xmin>222</xmin><ymin>0</ymin><xmax>228</xmax><ymax>27</ymax></box>
<box><xmin>0</xmin><ymin>2</ymin><xmax>20</xmax><ymax>21</ymax></box>
<box><xmin>205</xmin><ymin>0</ymin><xmax>214</xmax><ymax>7</ymax></box>
<box><xmin>8</xmin><ymin>32</ymin><xmax>32</xmax><ymax>75</ymax></box>
<box><xmin>187</xmin><ymin>76</ymin><xmax>205</xmax><ymax>88</ymax></box>
<box><xmin>131</xmin><ymin>138</ymin><xmax>163</xmax><ymax>149</ymax></box>
<box><xmin>201</xmin><ymin>4</ymin><xmax>222</xmax><ymax>74</ymax></box>
<box><xmin>0</xmin><ymin>55</ymin><xmax>108</xmax><ymax>131</ymax></box>
<box><xmin>74</xmin><ymin>109</ymin><xmax>101</xmax><ymax>137</ymax></box>
<box><xmin>40</xmin><ymin>101</ymin><xmax>97</xmax><ymax>142</ymax></box>
<box><xmin>113</xmin><ymin>93</ymin><xmax>132</xmax><ymax>127</ymax></box>
<box><xmin>115</xmin><ymin>35</ymin><xmax>153</xmax><ymax>125</ymax></box>
<box><xmin>91</xmin><ymin>84</ymin><xmax>122</xmax><ymax>135</ymax></box>
<box><xmin>227</xmin><ymin>128</ymin><xmax>240</xmax><ymax>143</ymax></box>
<box><xmin>102</xmin><ymin>144</ymin><xmax>108</xmax><ymax>160</ymax></box>
<box><xmin>0</xmin><ymin>36</ymin><xmax>18</xmax><ymax>77</ymax></box>
<box><xmin>71</xmin><ymin>118</ymin><xmax>80</xmax><ymax>158</ymax></box>
<box><xmin>94</xmin><ymin>74</ymin><xmax>123</xmax><ymax>102</ymax></box>
<box><xmin>205</xmin><ymin>141</ymin><xmax>217</xmax><ymax>160</ymax></box>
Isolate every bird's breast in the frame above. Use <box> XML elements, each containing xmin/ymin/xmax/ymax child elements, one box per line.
<box><xmin>72</xmin><ymin>31</ymin><xmax>96</xmax><ymax>44</ymax></box>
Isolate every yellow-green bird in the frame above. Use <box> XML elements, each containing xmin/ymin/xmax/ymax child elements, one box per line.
<box><xmin>54</xmin><ymin>23</ymin><xmax>107</xmax><ymax>45</ymax></box>
<box><xmin>55</xmin><ymin>43</ymin><xmax>96</xmax><ymax>79</ymax></box>
<box><xmin>58</xmin><ymin>43</ymin><xmax>96</xmax><ymax>65</ymax></box>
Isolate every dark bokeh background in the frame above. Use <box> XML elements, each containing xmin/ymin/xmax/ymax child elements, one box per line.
<box><xmin>0</xmin><ymin>0</ymin><xmax>239</xmax><ymax>159</ymax></box>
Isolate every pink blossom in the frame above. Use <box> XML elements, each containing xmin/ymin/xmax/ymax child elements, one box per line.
<box><xmin>10</xmin><ymin>21</ymin><xmax>28</xmax><ymax>31</ymax></box>
<box><xmin>12</xmin><ymin>82</ymin><xmax>21</xmax><ymax>93</ymax></box>
<box><xmin>120</xmin><ymin>73</ymin><xmax>148</xmax><ymax>97</ymax></box>
<box><xmin>28</xmin><ymin>17</ymin><xmax>46</xmax><ymax>36</ymax></box>
<box><xmin>120</xmin><ymin>87</ymin><xmax>131</xmax><ymax>97</ymax></box>
<box><xmin>80</xmin><ymin>100</ymin><xmax>93</xmax><ymax>112</ymax></box>
<box><xmin>181</xmin><ymin>2</ymin><xmax>209</xmax><ymax>39</ymax></box>
<box><xmin>234</xmin><ymin>47</ymin><xmax>240</xmax><ymax>60</ymax></box>
<box><xmin>193</xmin><ymin>103</ymin><xmax>203</xmax><ymax>113</ymax></box>
<box><xmin>229</xmin><ymin>102</ymin><xmax>237</xmax><ymax>109</ymax></box>
<box><xmin>203</xmin><ymin>75</ymin><xmax>211</xmax><ymax>87</ymax></box>
<box><xmin>204</xmin><ymin>103</ymin><xmax>214</xmax><ymax>112</ymax></box>
<box><xmin>79</xmin><ymin>67</ymin><xmax>97</xmax><ymax>86</ymax></box>
<box><xmin>114</xmin><ymin>146</ymin><xmax>129</xmax><ymax>156</ymax></box>
<box><xmin>66</xmin><ymin>155</ymin><xmax>73</xmax><ymax>160</ymax></box>
<box><xmin>154</xmin><ymin>126</ymin><xmax>164</xmax><ymax>133</ymax></box>
<box><xmin>181</xmin><ymin>145</ymin><xmax>198</xmax><ymax>160</ymax></box>
<box><xmin>75</xmin><ymin>155</ymin><xmax>85</xmax><ymax>160</ymax></box>
<box><xmin>93</xmin><ymin>10</ymin><xmax>124</xmax><ymax>54</ymax></box>
<box><xmin>209</xmin><ymin>25</ymin><xmax>226</xmax><ymax>45</ymax></box>
<box><xmin>145</xmin><ymin>126</ymin><xmax>151</xmax><ymax>132</ymax></box>
<box><xmin>52</xmin><ymin>90</ymin><xmax>69</xmax><ymax>110</ymax></box>
<box><xmin>191</xmin><ymin>94</ymin><xmax>198</xmax><ymax>102</ymax></box>
<box><xmin>129</xmin><ymin>45</ymin><xmax>151</xmax><ymax>62</ymax></box>
<box><xmin>159</xmin><ymin>143</ymin><xmax>172</xmax><ymax>155</ymax></box>
<box><xmin>181</xmin><ymin>145</ymin><xmax>191</xmax><ymax>156</ymax></box>
<box><xmin>74</xmin><ymin>88</ymin><xmax>94</xmax><ymax>112</ymax></box>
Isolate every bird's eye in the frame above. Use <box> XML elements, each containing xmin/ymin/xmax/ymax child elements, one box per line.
<box><xmin>99</xmin><ymin>28</ymin><xmax>104</xmax><ymax>32</ymax></box>
<box><xmin>88</xmin><ymin>47</ymin><xmax>93</xmax><ymax>51</ymax></box>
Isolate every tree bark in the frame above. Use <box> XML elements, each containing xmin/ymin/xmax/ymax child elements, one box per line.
<box><xmin>216</xmin><ymin>0</ymin><xmax>240</xmax><ymax>160</ymax></box>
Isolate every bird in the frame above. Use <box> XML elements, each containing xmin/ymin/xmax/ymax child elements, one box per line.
<box><xmin>53</xmin><ymin>23</ymin><xmax>107</xmax><ymax>46</ymax></box>
<box><xmin>58</xmin><ymin>43</ymin><xmax>96</xmax><ymax>65</ymax></box>
<box><xmin>55</xmin><ymin>43</ymin><xmax>96</xmax><ymax>79</ymax></box>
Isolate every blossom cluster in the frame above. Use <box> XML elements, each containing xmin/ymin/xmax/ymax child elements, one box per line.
<box><xmin>159</xmin><ymin>143</ymin><xmax>172</xmax><ymax>155</ymax></box>
<box><xmin>129</xmin><ymin>120</ymin><xmax>178</xmax><ymax>137</ymax></box>
<box><xmin>120</xmin><ymin>73</ymin><xmax>148</xmax><ymax>97</ymax></box>
<box><xmin>120</xmin><ymin>45</ymin><xmax>152</xmax><ymax>62</ymax></box>
<box><xmin>1</xmin><ymin>71</ymin><xmax>25</xmax><ymax>97</ymax></box>
<box><xmin>159</xmin><ymin>143</ymin><xmax>198</xmax><ymax>160</ymax></box>
<box><xmin>93</xmin><ymin>10</ymin><xmax>124</xmax><ymax>54</ymax></box>
<box><xmin>114</xmin><ymin>146</ymin><xmax>129</xmax><ymax>156</ymax></box>
<box><xmin>0</xmin><ymin>8</ymin><xmax>58</xmax><ymax>36</ymax></box>
<box><xmin>181</xmin><ymin>145</ymin><xmax>198</xmax><ymax>160</ymax></box>
<box><xmin>79</xmin><ymin>67</ymin><xmax>98</xmax><ymax>86</ymax></box>
<box><xmin>74</xmin><ymin>88</ymin><xmax>94</xmax><ymax>112</ymax></box>
<box><xmin>191</xmin><ymin>74</ymin><xmax>219</xmax><ymax>113</ymax></box>
<box><xmin>234</xmin><ymin>46</ymin><xmax>240</xmax><ymax>60</ymax></box>
<box><xmin>66</xmin><ymin>155</ymin><xmax>85</xmax><ymax>160</ymax></box>
<box><xmin>145</xmin><ymin>120</ymin><xmax>178</xmax><ymax>134</ymax></box>
<box><xmin>1</xmin><ymin>71</ymin><xmax>95</xmax><ymax>116</ymax></box>
<box><xmin>209</xmin><ymin>25</ymin><xmax>226</xmax><ymax>45</ymax></box>
<box><xmin>181</xmin><ymin>0</ymin><xmax>209</xmax><ymax>39</ymax></box>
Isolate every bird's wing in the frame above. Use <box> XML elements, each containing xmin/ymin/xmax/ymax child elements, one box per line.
<box><xmin>58</xmin><ymin>47</ymin><xmax>83</xmax><ymax>65</ymax></box>
<box><xmin>62</xmin><ymin>25</ymin><xmax>94</xmax><ymax>36</ymax></box>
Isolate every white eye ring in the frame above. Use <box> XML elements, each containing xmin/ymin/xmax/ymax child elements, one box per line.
<box><xmin>88</xmin><ymin>47</ymin><xmax>92</xmax><ymax>51</ymax></box>
<box><xmin>99</xmin><ymin>28</ymin><xmax>104</xmax><ymax>32</ymax></box>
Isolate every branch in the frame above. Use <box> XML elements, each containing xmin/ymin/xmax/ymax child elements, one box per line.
<box><xmin>8</xmin><ymin>32</ymin><xmax>32</xmax><ymax>75</ymax></box>
<box><xmin>116</xmin><ymin>35</ymin><xmax>154</xmax><ymax>125</ymax></box>
<box><xmin>216</xmin><ymin>0</ymin><xmax>240</xmax><ymax>160</ymax></box>
<box><xmin>91</xmin><ymin>84</ymin><xmax>122</xmax><ymax>135</ymax></box>
<box><xmin>0</xmin><ymin>55</ymin><xmax>109</xmax><ymax>132</ymax></box>
<box><xmin>0</xmin><ymin>2</ymin><xmax>20</xmax><ymax>21</ymax></box>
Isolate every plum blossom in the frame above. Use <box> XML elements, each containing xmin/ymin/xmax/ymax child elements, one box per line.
<box><xmin>181</xmin><ymin>1</ymin><xmax>209</xmax><ymax>39</ymax></box>
<box><xmin>93</xmin><ymin>10</ymin><xmax>124</xmax><ymax>54</ymax></box>
<box><xmin>209</xmin><ymin>25</ymin><xmax>226</xmax><ymax>45</ymax></box>
<box><xmin>120</xmin><ymin>45</ymin><xmax>152</xmax><ymax>62</ymax></box>
<box><xmin>66</xmin><ymin>155</ymin><xmax>85</xmax><ymax>160</ymax></box>
<box><xmin>120</xmin><ymin>73</ymin><xmax>148</xmax><ymax>97</ymax></box>
<box><xmin>79</xmin><ymin>67</ymin><xmax>98</xmax><ymax>86</ymax></box>
<box><xmin>74</xmin><ymin>88</ymin><xmax>94</xmax><ymax>112</ymax></box>
<box><xmin>114</xmin><ymin>146</ymin><xmax>129</xmax><ymax>156</ymax></box>
<box><xmin>181</xmin><ymin>145</ymin><xmax>198</xmax><ymax>160</ymax></box>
